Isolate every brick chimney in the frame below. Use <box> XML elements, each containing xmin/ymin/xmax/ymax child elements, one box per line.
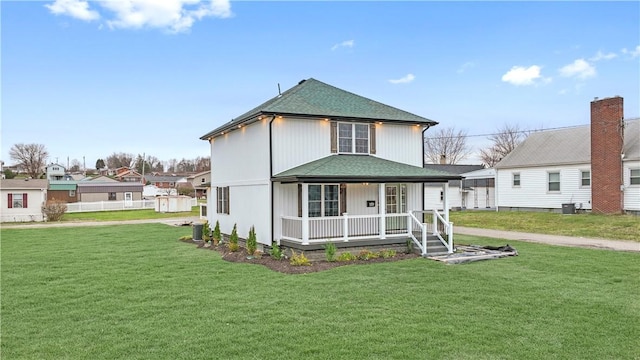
<box><xmin>590</xmin><ymin>96</ymin><xmax>624</xmax><ymax>214</ymax></box>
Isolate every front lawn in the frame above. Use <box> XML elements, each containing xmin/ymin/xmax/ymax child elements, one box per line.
<box><xmin>61</xmin><ymin>207</ymin><xmax>200</xmax><ymax>222</ymax></box>
<box><xmin>450</xmin><ymin>211</ymin><xmax>640</xmax><ymax>241</ymax></box>
<box><xmin>1</xmin><ymin>225</ymin><xmax>638</xmax><ymax>359</ymax></box>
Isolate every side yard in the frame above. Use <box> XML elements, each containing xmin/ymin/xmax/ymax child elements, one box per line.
<box><xmin>450</xmin><ymin>211</ymin><xmax>640</xmax><ymax>241</ymax></box>
<box><xmin>1</xmin><ymin>224</ymin><xmax>638</xmax><ymax>359</ymax></box>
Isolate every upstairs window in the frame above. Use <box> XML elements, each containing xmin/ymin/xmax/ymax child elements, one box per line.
<box><xmin>337</xmin><ymin>123</ymin><xmax>370</xmax><ymax>154</ymax></box>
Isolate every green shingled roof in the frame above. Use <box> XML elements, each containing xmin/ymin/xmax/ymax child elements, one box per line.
<box><xmin>201</xmin><ymin>78</ymin><xmax>437</xmax><ymax>140</ymax></box>
<box><xmin>273</xmin><ymin>154</ymin><xmax>461</xmax><ymax>183</ymax></box>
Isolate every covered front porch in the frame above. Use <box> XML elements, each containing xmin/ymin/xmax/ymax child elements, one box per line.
<box><xmin>272</xmin><ymin>154</ymin><xmax>461</xmax><ymax>255</ymax></box>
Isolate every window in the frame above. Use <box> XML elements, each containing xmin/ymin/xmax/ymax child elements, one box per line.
<box><xmin>512</xmin><ymin>173</ymin><xmax>521</xmax><ymax>187</ymax></box>
<box><xmin>308</xmin><ymin>184</ymin><xmax>339</xmax><ymax>217</ymax></box>
<box><xmin>217</xmin><ymin>186</ymin><xmax>229</xmax><ymax>214</ymax></box>
<box><xmin>69</xmin><ymin>190</ymin><xmax>76</xmax><ymax>197</ymax></box>
<box><xmin>631</xmin><ymin>169</ymin><xmax>640</xmax><ymax>185</ymax></box>
<box><xmin>338</xmin><ymin>123</ymin><xmax>369</xmax><ymax>154</ymax></box>
<box><xmin>7</xmin><ymin>193</ymin><xmax>27</xmax><ymax>208</ymax></box>
<box><xmin>108</xmin><ymin>192</ymin><xmax>117</xmax><ymax>201</ymax></box>
<box><xmin>548</xmin><ymin>172</ymin><xmax>560</xmax><ymax>192</ymax></box>
<box><xmin>581</xmin><ymin>171</ymin><xmax>591</xmax><ymax>187</ymax></box>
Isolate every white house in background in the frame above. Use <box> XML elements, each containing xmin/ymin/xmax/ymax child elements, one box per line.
<box><xmin>423</xmin><ymin>164</ymin><xmax>486</xmax><ymax>211</ymax></box>
<box><xmin>200</xmin><ymin>78</ymin><xmax>460</xmax><ymax>254</ymax></box>
<box><xmin>495</xmin><ymin>96</ymin><xmax>639</xmax><ymax>215</ymax></box>
<box><xmin>460</xmin><ymin>167</ymin><xmax>496</xmax><ymax>209</ymax></box>
<box><xmin>1</xmin><ymin>179</ymin><xmax>48</xmax><ymax>222</ymax></box>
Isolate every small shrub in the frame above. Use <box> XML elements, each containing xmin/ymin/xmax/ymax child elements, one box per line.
<box><xmin>337</xmin><ymin>252</ymin><xmax>357</xmax><ymax>262</ymax></box>
<box><xmin>358</xmin><ymin>249</ymin><xmax>379</xmax><ymax>261</ymax></box>
<box><xmin>324</xmin><ymin>243</ymin><xmax>337</xmax><ymax>262</ymax></box>
<box><xmin>229</xmin><ymin>224</ymin><xmax>238</xmax><ymax>247</ymax></box>
<box><xmin>289</xmin><ymin>250</ymin><xmax>311</xmax><ymax>266</ymax></box>
<box><xmin>42</xmin><ymin>200</ymin><xmax>67</xmax><ymax>222</ymax></box>
<box><xmin>228</xmin><ymin>242</ymin><xmax>240</xmax><ymax>252</ymax></box>
<box><xmin>203</xmin><ymin>221</ymin><xmax>211</xmax><ymax>242</ymax></box>
<box><xmin>179</xmin><ymin>235</ymin><xmax>193</xmax><ymax>241</ymax></box>
<box><xmin>406</xmin><ymin>239</ymin><xmax>414</xmax><ymax>254</ymax></box>
<box><xmin>212</xmin><ymin>220</ymin><xmax>221</xmax><ymax>245</ymax></box>
<box><xmin>246</xmin><ymin>226</ymin><xmax>257</xmax><ymax>256</ymax></box>
<box><xmin>269</xmin><ymin>242</ymin><xmax>283</xmax><ymax>260</ymax></box>
<box><xmin>379</xmin><ymin>249</ymin><xmax>397</xmax><ymax>259</ymax></box>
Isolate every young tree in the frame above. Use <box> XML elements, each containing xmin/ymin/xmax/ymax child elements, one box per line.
<box><xmin>9</xmin><ymin>143</ymin><xmax>48</xmax><ymax>178</ymax></box>
<box><xmin>479</xmin><ymin>124</ymin><xmax>529</xmax><ymax>167</ymax></box>
<box><xmin>423</xmin><ymin>127</ymin><xmax>471</xmax><ymax>164</ymax></box>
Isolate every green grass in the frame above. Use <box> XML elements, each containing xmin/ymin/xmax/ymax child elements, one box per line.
<box><xmin>2</xmin><ymin>225</ymin><xmax>639</xmax><ymax>359</ymax></box>
<box><xmin>450</xmin><ymin>211</ymin><xmax>640</xmax><ymax>241</ymax></box>
<box><xmin>63</xmin><ymin>207</ymin><xmax>199</xmax><ymax>222</ymax></box>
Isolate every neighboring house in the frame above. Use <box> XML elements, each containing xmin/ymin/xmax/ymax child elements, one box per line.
<box><xmin>49</xmin><ymin>180</ymin><xmax>79</xmax><ymax>203</ymax></box>
<box><xmin>46</xmin><ymin>163</ymin><xmax>71</xmax><ymax>181</ymax></box>
<box><xmin>114</xmin><ymin>169</ymin><xmax>143</xmax><ymax>183</ymax></box>
<box><xmin>423</xmin><ymin>164</ymin><xmax>485</xmax><ymax>211</ymax></box>
<box><xmin>188</xmin><ymin>170</ymin><xmax>211</xmax><ymax>198</ymax></box>
<box><xmin>77</xmin><ymin>182</ymin><xmax>143</xmax><ymax>203</ymax></box>
<box><xmin>200</xmin><ymin>78</ymin><xmax>460</xmax><ymax>254</ymax></box>
<box><xmin>495</xmin><ymin>96</ymin><xmax>639</xmax><ymax>215</ymax></box>
<box><xmin>86</xmin><ymin>175</ymin><xmax>119</xmax><ymax>182</ymax></box>
<box><xmin>144</xmin><ymin>175</ymin><xmax>185</xmax><ymax>188</ymax></box>
<box><xmin>1</xmin><ymin>179</ymin><xmax>48</xmax><ymax>222</ymax></box>
<box><xmin>460</xmin><ymin>167</ymin><xmax>496</xmax><ymax>209</ymax></box>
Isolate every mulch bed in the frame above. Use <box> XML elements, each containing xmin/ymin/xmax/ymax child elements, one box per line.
<box><xmin>181</xmin><ymin>239</ymin><xmax>420</xmax><ymax>274</ymax></box>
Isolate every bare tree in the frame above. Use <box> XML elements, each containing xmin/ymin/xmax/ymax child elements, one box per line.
<box><xmin>106</xmin><ymin>152</ymin><xmax>134</xmax><ymax>169</ymax></box>
<box><xmin>194</xmin><ymin>156</ymin><xmax>210</xmax><ymax>172</ymax></box>
<box><xmin>166</xmin><ymin>158</ymin><xmax>178</xmax><ymax>173</ymax></box>
<box><xmin>423</xmin><ymin>127</ymin><xmax>471</xmax><ymax>164</ymax></box>
<box><xmin>9</xmin><ymin>143</ymin><xmax>48</xmax><ymax>178</ymax></box>
<box><xmin>134</xmin><ymin>154</ymin><xmax>164</xmax><ymax>174</ymax></box>
<box><xmin>479</xmin><ymin>124</ymin><xmax>529</xmax><ymax>167</ymax></box>
<box><xmin>69</xmin><ymin>159</ymin><xmax>82</xmax><ymax>172</ymax></box>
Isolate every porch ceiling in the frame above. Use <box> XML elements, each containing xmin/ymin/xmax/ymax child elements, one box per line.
<box><xmin>272</xmin><ymin>154</ymin><xmax>462</xmax><ymax>183</ymax></box>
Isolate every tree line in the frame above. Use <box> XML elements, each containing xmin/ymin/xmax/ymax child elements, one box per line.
<box><xmin>5</xmin><ymin>145</ymin><xmax>210</xmax><ymax>179</ymax></box>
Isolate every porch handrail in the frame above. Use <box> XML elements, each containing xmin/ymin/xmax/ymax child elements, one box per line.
<box><xmin>408</xmin><ymin>211</ymin><xmax>427</xmax><ymax>255</ymax></box>
<box><xmin>433</xmin><ymin>209</ymin><xmax>454</xmax><ymax>253</ymax></box>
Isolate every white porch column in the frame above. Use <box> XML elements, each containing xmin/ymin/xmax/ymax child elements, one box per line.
<box><xmin>443</xmin><ymin>182</ymin><xmax>450</xmax><ymax>223</ymax></box>
<box><xmin>301</xmin><ymin>183</ymin><xmax>309</xmax><ymax>245</ymax></box>
<box><xmin>379</xmin><ymin>183</ymin><xmax>386</xmax><ymax>239</ymax></box>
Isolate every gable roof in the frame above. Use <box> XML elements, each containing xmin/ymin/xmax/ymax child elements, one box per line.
<box><xmin>272</xmin><ymin>154</ymin><xmax>461</xmax><ymax>183</ymax></box>
<box><xmin>423</xmin><ymin>164</ymin><xmax>485</xmax><ymax>175</ymax></box>
<box><xmin>201</xmin><ymin>78</ymin><xmax>437</xmax><ymax>140</ymax></box>
<box><xmin>1</xmin><ymin>179</ymin><xmax>49</xmax><ymax>190</ymax></box>
<box><xmin>495</xmin><ymin>119</ymin><xmax>639</xmax><ymax>169</ymax></box>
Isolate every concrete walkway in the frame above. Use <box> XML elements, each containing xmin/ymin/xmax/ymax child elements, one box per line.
<box><xmin>455</xmin><ymin>226</ymin><xmax>639</xmax><ymax>252</ymax></box>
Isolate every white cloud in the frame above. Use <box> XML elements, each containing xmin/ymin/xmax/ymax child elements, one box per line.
<box><xmin>388</xmin><ymin>74</ymin><xmax>415</xmax><ymax>84</ymax></box>
<box><xmin>457</xmin><ymin>61</ymin><xmax>475</xmax><ymax>74</ymax></box>
<box><xmin>559</xmin><ymin>59</ymin><xmax>596</xmax><ymax>79</ymax></box>
<box><xmin>331</xmin><ymin>40</ymin><xmax>354</xmax><ymax>51</ymax></box>
<box><xmin>589</xmin><ymin>50</ymin><xmax>617</xmax><ymax>61</ymax></box>
<box><xmin>45</xmin><ymin>0</ymin><xmax>232</xmax><ymax>32</ymax></box>
<box><xmin>45</xmin><ymin>0</ymin><xmax>100</xmax><ymax>21</ymax></box>
<box><xmin>621</xmin><ymin>45</ymin><xmax>640</xmax><ymax>58</ymax></box>
<box><xmin>501</xmin><ymin>65</ymin><xmax>547</xmax><ymax>86</ymax></box>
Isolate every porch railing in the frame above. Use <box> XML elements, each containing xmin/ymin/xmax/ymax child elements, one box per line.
<box><xmin>281</xmin><ymin>210</ymin><xmax>454</xmax><ymax>254</ymax></box>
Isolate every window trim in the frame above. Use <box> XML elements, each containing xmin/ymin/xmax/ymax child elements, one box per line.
<box><xmin>337</xmin><ymin>122</ymin><xmax>370</xmax><ymax>154</ymax></box>
<box><xmin>8</xmin><ymin>193</ymin><xmax>27</xmax><ymax>209</ymax></box>
<box><xmin>512</xmin><ymin>173</ymin><xmax>521</xmax><ymax>187</ymax></box>
<box><xmin>108</xmin><ymin>192</ymin><xmax>117</xmax><ymax>201</ymax></box>
<box><xmin>308</xmin><ymin>184</ymin><xmax>340</xmax><ymax>218</ymax></box>
<box><xmin>630</xmin><ymin>168</ymin><xmax>640</xmax><ymax>186</ymax></box>
<box><xmin>580</xmin><ymin>170</ymin><xmax>591</xmax><ymax>188</ymax></box>
<box><xmin>548</xmin><ymin>171</ymin><xmax>561</xmax><ymax>192</ymax></box>
<box><xmin>217</xmin><ymin>186</ymin><xmax>229</xmax><ymax>214</ymax></box>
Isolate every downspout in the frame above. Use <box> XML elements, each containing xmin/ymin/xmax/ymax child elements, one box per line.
<box><xmin>421</xmin><ymin>125</ymin><xmax>431</xmax><ymax>213</ymax></box>
<box><xmin>268</xmin><ymin>115</ymin><xmax>277</xmax><ymax>245</ymax></box>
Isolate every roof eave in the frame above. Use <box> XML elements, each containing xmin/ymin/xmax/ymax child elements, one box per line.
<box><xmin>272</xmin><ymin>175</ymin><xmax>461</xmax><ymax>184</ymax></box>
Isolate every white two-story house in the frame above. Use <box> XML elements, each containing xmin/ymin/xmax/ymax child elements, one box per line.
<box><xmin>200</xmin><ymin>78</ymin><xmax>459</xmax><ymax>254</ymax></box>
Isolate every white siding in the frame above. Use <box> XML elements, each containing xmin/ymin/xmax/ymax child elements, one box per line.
<box><xmin>346</xmin><ymin>184</ymin><xmax>379</xmax><ymax>215</ymax></box>
<box><xmin>424</xmin><ymin>184</ymin><xmax>461</xmax><ymax>211</ymax></box>
<box><xmin>209</xmin><ymin>119</ymin><xmax>272</xmax><ymax>245</ymax></box>
<box><xmin>376</xmin><ymin>123</ymin><xmax>424</xmax><ymax>166</ymax></box>
<box><xmin>623</xmin><ymin>160</ymin><xmax>640</xmax><ymax>211</ymax></box>
<box><xmin>496</xmin><ymin>164</ymin><xmax>592</xmax><ymax>210</ymax></box>
<box><xmin>1</xmin><ymin>189</ymin><xmax>47</xmax><ymax>222</ymax></box>
<box><xmin>468</xmin><ymin>186</ymin><xmax>495</xmax><ymax>209</ymax></box>
<box><xmin>272</xmin><ymin>117</ymin><xmax>332</xmax><ymax>175</ymax></box>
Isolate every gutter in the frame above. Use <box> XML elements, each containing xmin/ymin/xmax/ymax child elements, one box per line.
<box><xmin>268</xmin><ymin>115</ymin><xmax>277</xmax><ymax>245</ymax></box>
<box><xmin>421</xmin><ymin>125</ymin><xmax>431</xmax><ymax>212</ymax></box>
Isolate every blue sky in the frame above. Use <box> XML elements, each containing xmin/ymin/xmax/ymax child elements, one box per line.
<box><xmin>2</xmin><ymin>0</ymin><xmax>639</xmax><ymax>169</ymax></box>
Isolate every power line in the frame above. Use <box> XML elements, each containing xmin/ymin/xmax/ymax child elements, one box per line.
<box><xmin>425</xmin><ymin>123</ymin><xmax>589</xmax><ymax>140</ymax></box>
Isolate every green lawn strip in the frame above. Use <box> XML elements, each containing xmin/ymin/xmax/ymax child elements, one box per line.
<box><xmin>61</xmin><ymin>207</ymin><xmax>199</xmax><ymax>222</ymax></box>
<box><xmin>1</xmin><ymin>227</ymin><xmax>638</xmax><ymax>359</ymax></box>
<box><xmin>450</xmin><ymin>211</ymin><xmax>640</xmax><ymax>241</ymax></box>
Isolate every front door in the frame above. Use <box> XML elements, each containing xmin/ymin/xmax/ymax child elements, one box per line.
<box><xmin>124</xmin><ymin>192</ymin><xmax>133</xmax><ymax>207</ymax></box>
<box><xmin>385</xmin><ymin>184</ymin><xmax>407</xmax><ymax>233</ymax></box>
